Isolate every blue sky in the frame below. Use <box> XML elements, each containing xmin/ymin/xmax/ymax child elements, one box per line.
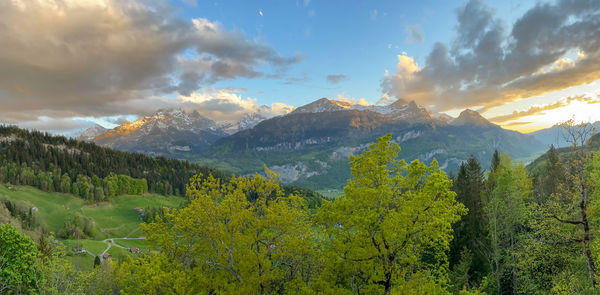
<box><xmin>168</xmin><ymin>0</ymin><xmax>540</xmax><ymax>107</ymax></box>
<box><xmin>1</xmin><ymin>0</ymin><xmax>599</xmax><ymax>134</ymax></box>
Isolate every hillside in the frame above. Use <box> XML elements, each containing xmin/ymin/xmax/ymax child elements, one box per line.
<box><xmin>527</xmin><ymin>132</ymin><xmax>600</xmax><ymax>175</ymax></box>
<box><xmin>200</xmin><ymin>107</ymin><xmax>544</xmax><ymax>190</ymax></box>
<box><xmin>0</xmin><ymin>125</ymin><xmax>229</xmax><ymax>197</ymax></box>
<box><xmin>529</xmin><ymin>121</ymin><xmax>600</xmax><ymax>148</ymax></box>
<box><xmin>0</xmin><ymin>183</ymin><xmax>183</xmax><ymax>269</ymax></box>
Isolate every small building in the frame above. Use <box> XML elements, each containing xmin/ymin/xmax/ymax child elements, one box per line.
<box><xmin>134</xmin><ymin>207</ymin><xmax>143</xmax><ymax>212</ymax></box>
<box><xmin>31</xmin><ymin>207</ymin><xmax>38</xmax><ymax>212</ymax></box>
<box><xmin>103</xmin><ymin>253</ymin><xmax>112</xmax><ymax>259</ymax></box>
<box><xmin>129</xmin><ymin>248</ymin><xmax>141</xmax><ymax>253</ymax></box>
<box><xmin>74</xmin><ymin>244</ymin><xmax>83</xmax><ymax>253</ymax></box>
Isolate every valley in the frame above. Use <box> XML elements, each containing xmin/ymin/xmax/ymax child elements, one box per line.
<box><xmin>0</xmin><ymin>183</ymin><xmax>182</xmax><ymax>269</ymax></box>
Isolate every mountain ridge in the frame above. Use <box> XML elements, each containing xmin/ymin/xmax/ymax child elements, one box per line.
<box><xmin>83</xmin><ymin>97</ymin><xmax>546</xmax><ymax>190</ymax></box>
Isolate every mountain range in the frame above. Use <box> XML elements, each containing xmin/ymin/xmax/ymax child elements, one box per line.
<box><xmin>81</xmin><ymin>97</ymin><xmax>550</xmax><ymax>191</ymax></box>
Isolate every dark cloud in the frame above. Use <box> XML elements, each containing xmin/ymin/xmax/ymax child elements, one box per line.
<box><xmin>326</xmin><ymin>74</ymin><xmax>348</xmax><ymax>84</ymax></box>
<box><xmin>405</xmin><ymin>25</ymin><xmax>424</xmax><ymax>44</ymax></box>
<box><xmin>382</xmin><ymin>0</ymin><xmax>600</xmax><ymax>112</ymax></box>
<box><xmin>0</xmin><ymin>0</ymin><xmax>301</xmax><ymax>122</ymax></box>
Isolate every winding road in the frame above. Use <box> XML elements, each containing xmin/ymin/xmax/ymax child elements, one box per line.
<box><xmin>95</xmin><ymin>236</ymin><xmax>146</xmax><ymax>262</ymax></box>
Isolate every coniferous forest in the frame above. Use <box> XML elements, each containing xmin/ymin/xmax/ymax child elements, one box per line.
<box><xmin>2</xmin><ymin>129</ymin><xmax>600</xmax><ymax>294</ymax></box>
<box><xmin>0</xmin><ymin>126</ymin><xmax>229</xmax><ymax>199</ymax></box>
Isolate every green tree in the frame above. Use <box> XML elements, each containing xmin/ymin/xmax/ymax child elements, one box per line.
<box><xmin>541</xmin><ymin>145</ymin><xmax>565</xmax><ymax>200</ymax></box>
<box><xmin>314</xmin><ymin>134</ymin><xmax>466</xmax><ymax>294</ymax></box>
<box><xmin>0</xmin><ymin>224</ymin><xmax>39</xmax><ymax>294</ymax></box>
<box><xmin>484</xmin><ymin>154</ymin><xmax>531</xmax><ymax>294</ymax></box>
<box><xmin>143</xmin><ymin>170</ymin><xmax>315</xmax><ymax>294</ymax></box>
<box><xmin>450</xmin><ymin>156</ymin><xmax>489</xmax><ymax>288</ymax></box>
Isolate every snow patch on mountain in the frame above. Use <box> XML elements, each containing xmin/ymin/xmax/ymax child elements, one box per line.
<box><xmin>76</xmin><ymin>124</ymin><xmax>107</xmax><ymax>142</ymax></box>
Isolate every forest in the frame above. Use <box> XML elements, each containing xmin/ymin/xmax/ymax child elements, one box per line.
<box><xmin>0</xmin><ymin>126</ymin><xmax>228</xmax><ymax>198</ymax></box>
<box><xmin>2</xmin><ymin>131</ymin><xmax>600</xmax><ymax>294</ymax></box>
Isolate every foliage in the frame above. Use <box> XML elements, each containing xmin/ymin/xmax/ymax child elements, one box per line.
<box><xmin>314</xmin><ymin>134</ymin><xmax>466</xmax><ymax>294</ymax></box>
<box><xmin>484</xmin><ymin>154</ymin><xmax>532</xmax><ymax>294</ymax></box>
<box><xmin>0</xmin><ymin>125</ymin><xmax>229</xmax><ymax>198</ymax></box>
<box><xmin>0</xmin><ymin>224</ymin><xmax>39</xmax><ymax>294</ymax></box>
<box><xmin>142</xmin><ymin>170</ymin><xmax>316</xmax><ymax>294</ymax></box>
<box><xmin>450</xmin><ymin>156</ymin><xmax>489</xmax><ymax>287</ymax></box>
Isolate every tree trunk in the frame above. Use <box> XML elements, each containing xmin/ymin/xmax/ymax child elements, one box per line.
<box><xmin>580</xmin><ymin>183</ymin><xmax>597</xmax><ymax>287</ymax></box>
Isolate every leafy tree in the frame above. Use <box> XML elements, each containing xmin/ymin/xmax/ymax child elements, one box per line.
<box><xmin>0</xmin><ymin>224</ymin><xmax>39</xmax><ymax>294</ymax></box>
<box><xmin>314</xmin><ymin>134</ymin><xmax>466</xmax><ymax>294</ymax></box>
<box><xmin>143</xmin><ymin>170</ymin><xmax>315</xmax><ymax>294</ymax></box>
<box><xmin>484</xmin><ymin>154</ymin><xmax>532</xmax><ymax>294</ymax></box>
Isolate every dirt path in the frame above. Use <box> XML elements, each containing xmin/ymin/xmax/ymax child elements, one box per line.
<box><xmin>95</xmin><ymin>236</ymin><xmax>146</xmax><ymax>262</ymax></box>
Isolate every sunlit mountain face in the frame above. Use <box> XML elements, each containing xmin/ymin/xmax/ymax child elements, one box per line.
<box><xmin>0</xmin><ymin>0</ymin><xmax>598</xmax><ymax>135</ymax></box>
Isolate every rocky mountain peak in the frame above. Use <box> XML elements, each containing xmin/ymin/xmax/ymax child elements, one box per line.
<box><xmin>451</xmin><ymin>109</ymin><xmax>492</xmax><ymax>126</ymax></box>
<box><xmin>76</xmin><ymin>124</ymin><xmax>108</xmax><ymax>142</ymax></box>
<box><xmin>292</xmin><ymin>98</ymin><xmax>351</xmax><ymax>114</ymax></box>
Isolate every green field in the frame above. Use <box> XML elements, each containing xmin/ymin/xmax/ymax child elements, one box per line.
<box><xmin>0</xmin><ymin>183</ymin><xmax>182</xmax><ymax>269</ymax></box>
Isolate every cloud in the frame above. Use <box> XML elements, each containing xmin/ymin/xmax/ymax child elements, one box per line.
<box><xmin>15</xmin><ymin>117</ymin><xmax>97</xmax><ymax>137</ymax></box>
<box><xmin>382</xmin><ymin>0</ymin><xmax>600</xmax><ymax>112</ymax></box>
<box><xmin>0</xmin><ymin>0</ymin><xmax>301</xmax><ymax>122</ymax></box>
<box><xmin>503</xmin><ymin>121</ymin><xmax>533</xmax><ymax>126</ymax></box>
<box><xmin>490</xmin><ymin>95</ymin><xmax>600</xmax><ymax>122</ymax></box>
<box><xmin>17</xmin><ymin>117</ymin><xmax>96</xmax><ymax>131</ymax></box>
<box><xmin>405</xmin><ymin>25</ymin><xmax>424</xmax><ymax>44</ymax></box>
<box><xmin>180</xmin><ymin>90</ymin><xmax>294</xmax><ymax>120</ymax></box>
<box><xmin>370</xmin><ymin>9</ymin><xmax>378</xmax><ymax>20</ymax></box>
<box><xmin>336</xmin><ymin>94</ymin><xmax>370</xmax><ymax>106</ymax></box>
<box><xmin>182</xmin><ymin>0</ymin><xmax>198</xmax><ymax>8</ymax></box>
<box><xmin>326</xmin><ymin>74</ymin><xmax>349</xmax><ymax>84</ymax></box>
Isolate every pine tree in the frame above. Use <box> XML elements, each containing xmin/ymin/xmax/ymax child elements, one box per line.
<box><xmin>450</xmin><ymin>156</ymin><xmax>489</xmax><ymax>287</ymax></box>
<box><xmin>542</xmin><ymin>145</ymin><xmax>564</xmax><ymax>198</ymax></box>
<box><xmin>491</xmin><ymin>150</ymin><xmax>500</xmax><ymax>172</ymax></box>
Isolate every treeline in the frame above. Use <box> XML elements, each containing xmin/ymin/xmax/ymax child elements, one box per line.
<box><xmin>0</xmin><ymin>125</ymin><xmax>229</xmax><ymax>197</ymax></box>
<box><xmin>0</xmin><ymin>162</ymin><xmax>148</xmax><ymax>201</ymax></box>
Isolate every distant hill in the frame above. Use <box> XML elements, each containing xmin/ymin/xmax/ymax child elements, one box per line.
<box><xmin>529</xmin><ymin>121</ymin><xmax>600</xmax><ymax>148</ymax></box>
<box><xmin>527</xmin><ymin>132</ymin><xmax>600</xmax><ymax>175</ymax></box>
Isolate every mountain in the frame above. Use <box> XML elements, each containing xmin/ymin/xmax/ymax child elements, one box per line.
<box><xmin>83</xmin><ymin>98</ymin><xmax>545</xmax><ymax>192</ymax></box>
<box><xmin>199</xmin><ymin>98</ymin><xmax>545</xmax><ymax>191</ymax></box>
<box><xmin>292</xmin><ymin>97</ymin><xmax>352</xmax><ymax>114</ymax></box>
<box><xmin>529</xmin><ymin>121</ymin><xmax>600</xmax><ymax>148</ymax></box>
<box><xmin>93</xmin><ymin>109</ymin><xmax>227</xmax><ymax>158</ymax></box>
<box><xmin>450</xmin><ymin>109</ymin><xmax>493</xmax><ymax>126</ymax></box>
<box><xmin>76</xmin><ymin>124</ymin><xmax>107</xmax><ymax>142</ymax></box>
<box><xmin>293</xmin><ymin>98</ymin><xmax>437</xmax><ymax>124</ymax></box>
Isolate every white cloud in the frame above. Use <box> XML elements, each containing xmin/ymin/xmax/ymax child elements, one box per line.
<box><xmin>336</xmin><ymin>94</ymin><xmax>370</xmax><ymax>106</ymax></box>
<box><xmin>370</xmin><ymin>9</ymin><xmax>378</xmax><ymax>20</ymax></box>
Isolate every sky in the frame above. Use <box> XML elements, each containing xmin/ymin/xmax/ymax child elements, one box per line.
<box><xmin>1</xmin><ymin>0</ymin><xmax>599</xmax><ymax>135</ymax></box>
